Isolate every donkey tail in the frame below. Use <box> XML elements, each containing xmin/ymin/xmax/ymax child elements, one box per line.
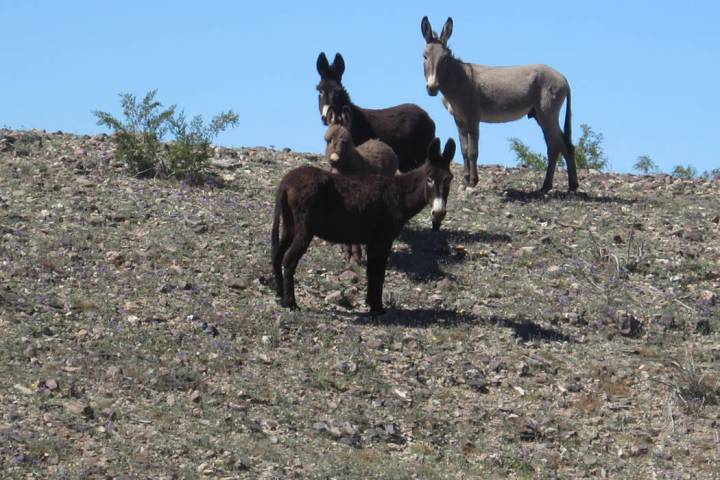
<box><xmin>271</xmin><ymin>186</ymin><xmax>285</xmax><ymax>261</ymax></box>
<box><xmin>271</xmin><ymin>185</ymin><xmax>288</xmax><ymax>297</ymax></box>
<box><xmin>563</xmin><ymin>88</ymin><xmax>574</xmax><ymax>154</ymax></box>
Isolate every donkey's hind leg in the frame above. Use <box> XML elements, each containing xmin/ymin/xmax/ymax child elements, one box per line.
<box><xmin>273</xmin><ymin>227</ymin><xmax>293</xmax><ymax>299</ymax></box>
<box><xmin>538</xmin><ymin>120</ymin><xmax>565</xmax><ymax>193</ymax></box>
<box><xmin>281</xmin><ymin>230</ymin><xmax>312</xmax><ymax>310</ymax></box>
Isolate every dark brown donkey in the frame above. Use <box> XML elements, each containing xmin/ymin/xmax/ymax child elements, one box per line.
<box><xmin>421</xmin><ymin>17</ymin><xmax>577</xmax><ymax>192</ymax></box>
<box><xmin>316</xmin><ymin>52</ymin><xmax>437</xmax><ymax>172</ymax></box>
<box><xmin>272</xmin><ymin>138</ymin><xmax>456</xmax><ymax>315</ymax></box>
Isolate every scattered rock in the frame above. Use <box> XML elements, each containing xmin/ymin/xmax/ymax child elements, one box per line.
<box><xmin>64</xmin><ymin>401</ymin><xmax>95</xmax><ymax>419</ymax></box>
<box><xmin>695</xmin><ymin>319</ymin><xmax>712</xmax><ymax>335</ymax></box>
<box><xmin>616</xmin><ymin>311</ymin><xmax>642</xmax><ymax>338</ymax></box>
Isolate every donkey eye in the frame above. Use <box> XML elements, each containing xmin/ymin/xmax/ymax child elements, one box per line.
<box><xmin>426</xmin><ymin>177</ymin><xmax>435</xmax><ymax>187</ymax></box>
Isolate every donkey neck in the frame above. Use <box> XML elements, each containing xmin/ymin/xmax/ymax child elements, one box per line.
<box><xmin>439</xmin><ymin>55</ymin><xmax>474</xmax><ymax>112</ymax></box>
<box><xmin>396</xmin><ymin>166</ymin><xmax>431</xmax><ymax>222</ymax></box>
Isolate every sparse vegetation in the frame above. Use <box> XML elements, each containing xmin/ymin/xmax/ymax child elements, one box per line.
<box><xmin>633</xmin><ymin>154</ymin><xmax>658</xmax><ymax>174</ymax></box>
<box><xmin>93</xmin><ymin>89</ymin><xmax>175</xmax><ymax>177</ymax></box>
<box><xmin>671</xmin><ymin>164</ymin><xmax>697</xmax><ymax>179</ymax></box>
<box><xmin>510</xmin><ymin>123</ymin><xmax>608</xmax><ymax>171</ymax></box>
<box><xmin>94</xmin><ymin>90</ymin><xmax>238</xmax><ymax>183</ymax></box>
<box><xmin>167</xmin><ymin>110</ymin><xmax>239</xmax><ymax>184</ymax></box>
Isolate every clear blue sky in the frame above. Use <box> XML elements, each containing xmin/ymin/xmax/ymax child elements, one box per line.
<box><xmin>2</xmin><ymin>1</ymin><xmax>718</xmax><ymax>174</ymax></box>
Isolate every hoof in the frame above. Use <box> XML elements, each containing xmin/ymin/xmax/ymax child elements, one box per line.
<box><xmin>281</xmin><ymin>299</ymin><xmax>299</xmax><ymax>310</ymax></box>
<box><xmin>539</xmin><ymin>185</ymin><xmax>552</xmax><ymax>194</ymax></box>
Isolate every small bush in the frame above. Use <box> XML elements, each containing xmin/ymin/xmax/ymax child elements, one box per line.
<box><xmin>633</xmin><ymin>154</ymin><xmax>658</xmax><ymax>174</ymax></box>
<box><xmin>700</xmin><ymin>168</ymin><xmax>720</xmax><ymax>180</ymax></box>
<box><xmin>166</xmin><ymin>110</ymin><xmax>239</xmax><ymax>184</ymax></box>
<box><xmin>94</xmin><ymin>90</ymin><xmax>238</xmax><ymax>184</ymax></box>
<box><xmin>93</xmin><ymin>90</ymin><xmax>175</xmax><ymax>177</ymax></box>
<box><xmin>509</xmin><ymin>123</ymin><xmax>608</xmax><ymax>171</ymax></box>
<box><xmin>671</xmin><ymin>164</ymin><xmax>697</xmax><ymax>179</ymax></box>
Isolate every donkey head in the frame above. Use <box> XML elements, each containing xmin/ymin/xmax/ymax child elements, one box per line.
<box><xmin>425</xmin><ymin>137</ymin><xmax>456</xmax><ymax>230</ymax></box>
<box><xmin>316</xmin><ymin>52</ymin><xmax>347</xmax><ymax>125</ymax></box>
<box><xmin>421</xmin><ymin>16</ymin><xmax>453</xmax><ymax>96</ymax></box>
<box><xmin>324</xmin><ymin>106</ymin><xmax>353</xmax><ymax>170</ymax></box>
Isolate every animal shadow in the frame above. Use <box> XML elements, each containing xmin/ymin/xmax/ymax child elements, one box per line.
<box><xmin>495</xmin><ymin>318</ymin><xmax>573</xmax><ymax>342</ymax></box>
<box><xmin>389</xmin><ymin>226</ymin><xmax>511</xmax><ymax>282</ymax></box>
<box><xmin>353</xmin><ymin>307</ymin><xmax>479</xmax><ymax>327</ymax></box>
<box><xmin>502</xmin><ymin>188</ymin><xmax>637</xmax><ymax>205</ymax></box>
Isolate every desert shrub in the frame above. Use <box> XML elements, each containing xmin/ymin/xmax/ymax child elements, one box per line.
<box><xmin>94</xmin><ymin>90</ymin><xmax>238</xmax><ymax>184</ymax></box>
<box><xmin>700</xmin><ymin>168</ymin><xmax>720</xmax><ymax>180</ymax></box>
<box><xmin>633</xmin><ymin>154</ymin><xmax>658</xmax><ymax>174</ymax></box>
<box><xmin>93</xmin><ymin>90</ymin><xmax>175</xmax><ymax>177</ymax></box>
<box><xmin>509</xmin><ymin>123</ymin><xmax>608</xmax><ymax>171</ymax></box>
<box><xmin>671</xmin><ymin>164</ymin><xmax>697</xmax><ymax>179</ymax></box>
<box><xmin>166</xmin><ymin>110</ymin><xmax>239</xmax><ymax>184</ymax></box>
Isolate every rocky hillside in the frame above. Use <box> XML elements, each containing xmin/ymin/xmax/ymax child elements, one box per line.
<box><xmin>1</xmin><ymin>129</ymin><xmax>719</xmax><ymax>478</ymax></box>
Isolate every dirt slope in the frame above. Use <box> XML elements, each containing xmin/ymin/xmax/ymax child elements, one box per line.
<box><xmin>1</xmin><ymin>129</ymin><xmax>719</xmax><ymax>479</ymax></box>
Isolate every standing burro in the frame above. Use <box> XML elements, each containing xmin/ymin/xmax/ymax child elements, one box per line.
<box><xmin>421</xmin><ymin>16</ymin><xmax>577</xmax><ymax>193</ymax></box>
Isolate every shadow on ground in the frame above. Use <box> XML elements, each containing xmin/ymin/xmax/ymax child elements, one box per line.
<box><xmin>501</xmin><ymin>188</ymin><xmax>637</xmax><ymax>205</ymax></box>
<box><xmin>389</xmin><ymin>227</ymin><xmax>511</xmax><ymax>282</ymax></box>
<box><xmin>351</xmin><ymin>308</ymin><xmax>574</xmax><ymax>342</ymax></box>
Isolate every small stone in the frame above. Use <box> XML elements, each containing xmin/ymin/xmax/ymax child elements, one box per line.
<box><xmin>64</xmin><ymin>401</ymin><xmax>94</xmax><ymax>418</ymax></box>
<box><xmin>325</xmin><ymin>290</ymin><xmax>352</xmax><ymax>308</ymax></box>
<box><xmin>338</xmin><ymin>270</ymin><xmax>359</xmax><ymax>284</ymax></box>
<box><xmin>698</xmin><ymin>290</ymin><xmax>717</xmax><ymax>306</ymax></box>
<box><xmin>516</xmin><ymin>361</ymin><xmax>530</xmax><ymax>377</ymax></box>
<box><xmin>44</xmin><ymin>379</ymin><xmax>59</xmax><ymax>391</ymax></box>
<box><xmin>105</xmin><ymin>251</ymin><xmax>125</xmax><ymax>266</ymax></box>
<box><xmin>190</xmin><ymin>390</ymin><xmax>202</xmax><ymax>403</ymax></box>
<box><xmin>695</xmin><ymin>319</ymin><xmax>711</xmax><ymax>335</ymax></box>
<box><xmin>617</xmin><ymin>311</ymin><xmax>642</xmax><ymax>338</ymax></box>
<box><xmin>107</xmin><ymin>366</ymin><xmax>122</xmax><ymax>378</ymax></box>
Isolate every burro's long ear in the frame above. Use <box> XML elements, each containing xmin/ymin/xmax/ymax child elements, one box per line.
<box><xmin>421</xmin><ymin>16</ymin><xmax>434</xmax><ymax>44</ymax></box>
<box><xmin>341</xmin><ymin>105</ymin><xmax>352</xmax><ymax>128</ymax></box>
<box><xmin>442</xmin><ymin>138</ymin><xmax>456</xmax><ymax>167</ymax></box>
<box><xmin>332</xmin><ymin>53</ymin><xmax>345</xmax><ymax>80</ymax></box>
<box><xmin>427</xmin><ymin>137</ymin><xmax>441</xmax><ymax>164</ymax></box>
<box><xmin>317</xmin><ymin>52</ymin><xmax>330</xmax><ymax>78</ymax></box>
<box><xmin>439</xmin><ymin>17</ymin><xmax>453</xmax><ymax>45</ymax></box>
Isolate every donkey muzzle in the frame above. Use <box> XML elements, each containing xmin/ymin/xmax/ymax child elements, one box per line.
<box><xmin>426</xmin><ymin>84</ymin><xmax>439</xmax><ymax>96</ymax></box>
<box><xmin>431</xmin><ymin>197</ymin><xmax>447</xmax><ymax>228</ymax></box>
<box><xmin>320</xmin><ymin>105</ymin><xmax>330</xmax><ymax>125</ymax></box>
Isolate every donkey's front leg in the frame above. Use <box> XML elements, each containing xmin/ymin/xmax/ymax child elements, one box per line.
<box><xmin>457</xmin><ymin>126</ymin><xmax>471</xmax><ymax>185</ymax></box>
<box><xmin>365</xmin><ymin>241</ymin><xmax>392</xmax><ymax>315</ymax></box>
<box><xmin>466</xmin><ymin>126</ymin><xmax>479</xmax><ymax>187</ymax></box>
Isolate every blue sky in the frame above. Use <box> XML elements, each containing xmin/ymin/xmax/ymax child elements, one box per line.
<box><xmin>2</xmin><ymin>1</ymin><xmax>718</xmax><ymax>174</ymax></box>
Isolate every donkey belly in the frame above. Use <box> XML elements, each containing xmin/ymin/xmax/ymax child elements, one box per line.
<box><xmin>479</xmin><ymin>107</ymin><xmax>531</xmax><ymax>124</ymax></box>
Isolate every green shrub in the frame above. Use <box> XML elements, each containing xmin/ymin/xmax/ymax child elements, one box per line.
<box><xmin>166</xmin><ymin>110</ymin><xmax>239</xmax><ymax>184</ymax></box>
<box><xmin>671</xmin><ymin>164</ymin><xmax>697</xmax><ymax>179</ymax></box>
<box><xmin>93</xmin><ymin>90</ymin><xmax>175</xmax><ymax>177</ymax></box>
<box><xmin>509</xmin><ymin>123</ymin><xmax>608</xmax><ymax>171</ymax></box>
<box><xmin>94</xmin><ymin>90</ymin><xmax>238</xmax><ymax>184</ymax></box>
<box><xmin>633</xmin><ymin>155</ymin><xmax>658</xmax><ymax>174</ymax></box>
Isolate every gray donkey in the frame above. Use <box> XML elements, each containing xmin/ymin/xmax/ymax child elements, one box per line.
<box><xmin>421</xmin><ymin>16</ymin><xmax>577</xmax><ymax>192</ymax></box>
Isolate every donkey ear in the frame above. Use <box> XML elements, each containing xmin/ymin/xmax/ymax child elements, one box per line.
<box><xmin>341</xmin><ymin>106</ymin><xmax>352</xmax><ymax>127</ymax></box>
<box><xmin>426</xmin><ymin>137</ymin><xmax>441</xmax><ymax>163</ymax></box>
<box><xmin>442</xmin><ymin>138</ymin><xmax>456</xmax><ymax>167</ymax></box>
<box><xmin>440</xmin><ymin>17</ymin><xmax>453</xmax><ymax>45</ymax></box>
<box><xmin>317</xmin><ymin>52</ymin><xmax>330</xmax><ymax>78</ymax></box>
<box><xmin>332</xmin><ymin>53</ymin><xmax>345</xmax><ymax>80</ymax></box>
<box><xmin>421</xmin><ymin>16</ymin><xmax>435</xmax><ymax>44</ymax></box>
